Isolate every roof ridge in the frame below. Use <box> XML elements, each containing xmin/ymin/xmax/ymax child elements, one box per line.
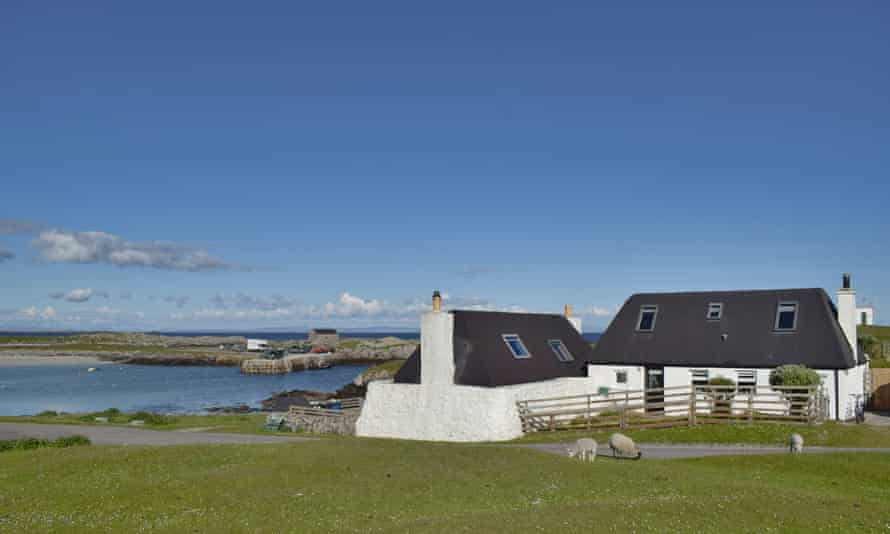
<box><xmin>631</xmin><ymin>288</ymin><xmax>824</xmax><ymax>297</ymax></box>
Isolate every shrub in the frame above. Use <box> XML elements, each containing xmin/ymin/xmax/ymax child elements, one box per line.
<box><xmin>52</xmin><ymin>435</ymin><xmax>91</xmax><ymax>448</ymax></box>
<box><xmin>769</xmin><ymin>365</ymin><xmax>821</xmax><ymax>387</ymax></box>
<box><xmin>37</xmin><ymin>410</ymin><xmax>59</xmax><ymax>417</ymax></box>
<box><xmin>130</xmin><ymin>411</ymin><xmax>176</xmax><ymax>425</ymax></box>
<box><xmin>0</xmin><ymin>435</ymin><xmax>91</xmax><ymax>453</ymax></box>
<box><xmin>705</xmin><ymin>376</ymin><xmax>736</xmax><ymax>412</ymax></box>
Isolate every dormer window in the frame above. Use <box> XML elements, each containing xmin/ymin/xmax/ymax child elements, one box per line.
<box><xmin>636</xmin><ymin>305</ymin><xmax>658</xmax><ymax>332</ymax></box>
<box><xmin>707</xmin><ymin>302</ymin><xmax>723</xmax><ymax>320</ymax></box>
<box><xmin>774</xmin><ymin>302</ymin><xmax>798</xmax><ymax>332</ymax></box>
<box><xmin>502</xmin><ymin>334</ymin><xmax>531</xmax><ymax>359</ymax></box>
<box><xmin>547</xmin><ymin>339</ymin><xmax>574</xmax><ymax>362</ymax></box>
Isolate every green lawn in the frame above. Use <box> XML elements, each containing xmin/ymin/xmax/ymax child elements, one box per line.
<box><xmin>517</xmin><ymin>421</ymin><xmax>890</xmax><ymax>448</ymax></box>
<box><xmin>0</xmin><ymin>412</ymin><xmax>277</xmax><ymax>435</ymax></box>
<box><xmin>0</xmin><ymin>439</ymin><xmax>887</xmax><ymax>532</ymax></box>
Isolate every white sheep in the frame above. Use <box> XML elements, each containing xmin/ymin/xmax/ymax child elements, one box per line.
<box><xmin>609</xmin><ymin>432</ymin><xmax>642</xmax><ymax>460</ymax></box>
<box><xmin>566</xmin><ymin>438</ymin><xmax>597</xmax><ymax>462</ymax></box>
<box><xmin>789</xmin><ymin>433</ymin><xmax>803</xmax><ymax>454</ymax></box>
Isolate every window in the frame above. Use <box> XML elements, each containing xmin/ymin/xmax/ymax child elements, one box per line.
<box><xmin>862</xmin><ymin>311</ymin><xmax>868</xmax><ymax>325</ymax></box>
<box><xmin>636</xmin><ymin>305</ymin><xmax>658</xmax><ymax>332</ymax></box>
<box><xmin>547</xmin><ymin>339</ymin><xmax>574</xmax><ymax>362</ymax></box>
<box><xmin>691</xmin><ymin>369</ymin><xmax>709</xmax><ymax>391</ymax></box>
<box><xmin>737</xmin><ymin>370</ymin><xmax>756</xmax><ymax>394</ymax></box>
<box><xmin>615</xmin><ymin>370</ymin><xmax>628</xmax><ymax>384</ymax></box>
<box><xmin>774</xmin><ymin>302</ymin><xmax>798</xmax><ymax>331</ymax></box>
<box><xmin>502</xmin><ymin>334</ymin><xmax>531</xmax><ymax>359</ymax></box>
<box><xmin>707</xmin><ymin>302</ymin><xmax>723</xmax><ymax>320</ymax></box>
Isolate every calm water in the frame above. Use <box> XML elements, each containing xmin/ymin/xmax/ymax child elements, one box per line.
<box><xmin>0</xmin><ymin>363</ymin><xmax>368</xmax><ymax>416</ymax></box>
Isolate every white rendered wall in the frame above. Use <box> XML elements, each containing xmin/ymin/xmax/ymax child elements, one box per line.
<box><xmin>356</xmin><ymin>376</ymin><xmax>599</xmax><ymax>442</ymax></box>
<box><xmin>856</xmin><ymin>307</ymin><xmax>874</xmax><ymax>326</ymax></box>
<box><xmin>420</xmin><ymin>312</ymin><xmax>454</xmax><ymax>385</ymax></box>
<box><xmin>586</xmin><ymin>364</ymin><xmax>645</xmax><ymax>392</ymax></box>
<box><xmin>837</xmin><ymin>363</ymin><xmax>868</xmax><ymax>420</ymax></box>
<box><xmin>587</xmin><ymin>364</ymin><xmax>847</xmax><ymax>420</ymax></box>
<box><xmin>837</xmin><ymin>288</ymin><xmax>858</xmax><ymax>352</ymax></box>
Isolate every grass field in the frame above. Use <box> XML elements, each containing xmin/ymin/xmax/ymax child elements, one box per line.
<box><xmin>0</xmin><ymin>439</ymin><xmax>888</xmax><ymax>532</ymax></box>
<box><xmin>0</xmin><ymin>412</ymin><xmax>274</xmax><ymax>435</ymax></box>
<box><xmin>517</xmin><ymin>421</ymin><xmax>890</xmax><ymax>448</ymax></box>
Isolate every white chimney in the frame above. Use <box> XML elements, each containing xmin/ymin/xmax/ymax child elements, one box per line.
<box><xmin>420</xmin><ymin>291</ymin><xmax>454</xmax><ymax>385</ymax></box>
<box><xmin>565</xmin><ymin>304</ymin><xmax>583</xmax><ymax>334</ymax></box>
<box><xmin>837</xmin><ymin>273</ymin><xmax>858</xmax><ymax>354</ymax></box>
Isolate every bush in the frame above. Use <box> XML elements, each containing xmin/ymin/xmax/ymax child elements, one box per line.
<box><xmin>0</xmin><ymin>435</ymin><xmax>91</xmax><ymax>453</ymax></box>
<box><xmin>130</xmin><ymin>411</ymin><xmax>176</xmax><ymax>425</ymax></box>
<box><xmin>52</xmin><ymin>435</ymin><xmax>91</xmax><ymax>448</ymax></box>
<box><xmin>37</xmin><ymin>410</ymin><xmax>59</xmax><ymax>417</ymax></box>
<box><xmin>769</xmin><ymin>365</ymin><xmax>821</xmax><ymax>387</ymax></box>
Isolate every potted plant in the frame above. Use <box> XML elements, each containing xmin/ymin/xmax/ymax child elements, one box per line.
<box><xmin>705</xmin><ymin>376</ymin><xmax>736</xmax><ymax>415</ymax></box>
<box><xmin>769</xmin><ymin>364</ymin><xmax>822</xmax><ymax>417</ymax></box>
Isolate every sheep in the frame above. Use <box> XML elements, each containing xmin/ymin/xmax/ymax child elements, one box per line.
<box><xmin>609</xmin><ymin>432</ymin><xmax>642</xmax><ymax>460</ymax></box>
<box><xmin>789</xmin><ymin>433</ymin><xmax>803</xmax><ymax>454</ymax></box>
<box><xmin>566</xmin><ymin>438</ymin><xmax>597</xmax><ymax>462</ymax></box>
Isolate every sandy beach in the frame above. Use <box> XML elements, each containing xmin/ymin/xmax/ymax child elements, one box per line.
<box><xmin>0</xmin><ymin>354</ymin><xmax>106</xmax><ymax>367</ymax></box>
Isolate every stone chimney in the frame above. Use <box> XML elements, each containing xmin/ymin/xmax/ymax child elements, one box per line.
<box><xmin>421</xmin><ymin>290</ymin><xmax>454</xmax><ymax>385</ymax></box>
<box><xmin>837</xmin><ymin>273</ymin><xmax>858</xmax><ymax>354</ymax></box>
<box><xmin>565</xmin><ymin>303</ymin><xmax>583</xmax><ymax>334</ymax></box>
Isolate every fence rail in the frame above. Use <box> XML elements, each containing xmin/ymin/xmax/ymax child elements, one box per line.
<box><xmin>517</xmin><ymin>384</ymin><xmax>823</xmax><ymax>434</ymax></box>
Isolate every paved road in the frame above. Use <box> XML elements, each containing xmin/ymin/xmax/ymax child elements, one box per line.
<box><xmin>0</xmin><ymin>423</ymin><xmax>315</xmax><ymax>446</ymax></box>
<box><xmin>520</xmin><ymin>442</ymin><xmax>890</xmax><ymax>459</ymax></box>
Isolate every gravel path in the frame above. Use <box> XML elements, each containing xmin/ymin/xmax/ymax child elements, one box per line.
<box><xmin>519</xmin><ymin>442</ymin><xmax>890</xmax><ymax>459</ymax></box>
<box><xmin>0</xmin><ymin>423</ymin><xmax>315</xmax><ymax>446</ymax></box>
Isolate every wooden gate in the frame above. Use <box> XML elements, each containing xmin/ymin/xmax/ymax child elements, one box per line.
<box><xmin>869</xmin><ymin>369</ymin><xmax>890</xmax><ymax>411</ymax></box>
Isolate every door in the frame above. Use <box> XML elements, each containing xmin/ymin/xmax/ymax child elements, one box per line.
<box><xmin>646</xmin><ymin>367</ymin><xmax>665</xmax><ymax>414</ymax></box>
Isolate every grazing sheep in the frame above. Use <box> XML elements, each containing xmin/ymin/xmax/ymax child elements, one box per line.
<box><xmin>609</xmin><ymin>433</ymin><xmax>642</xmax><ymax>460</ymax></box>
<box><xmin>566</xmin><ymin>438</ymin><xmax>597</xmax><ymax>462</ymax></box>
<box><xmin>789</xmin><ymin>433</ymin><xmax>803</xmax><ymax>454</ymax></box>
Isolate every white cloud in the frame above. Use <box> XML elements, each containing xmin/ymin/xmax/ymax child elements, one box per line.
<box><xmin>583</xmin><ymin>306</ymin><xmax>614</xmax><ymax>317</ymax></box>
<box><xmin>20</xmin><ymin>306</ymin><xmax>57</xmax><ymax>320</ymax></box>
<box><xmin>324</xmin><ymin>292</ymin><xmax>384</xmax><ymax>317</ymax></box>
<box><xmin>33</xmin><ymin>229</ymin><xmax>241</xmax><ymax>272</ymax></box>
<box><xmin>64</xmin><ymin>288</ymin><xmax>93</xmax><ymax>302</ymax></box>
<box><xmin>48</xmin><ymin>288</ymin><xmax>110</xmax><ymax>302</ymax></box>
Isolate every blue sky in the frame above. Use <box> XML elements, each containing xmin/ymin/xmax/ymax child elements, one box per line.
<box><xmin>1</xmin><ymin>1</ymin><xmax>888</xmax><ymax>331</ymax></box>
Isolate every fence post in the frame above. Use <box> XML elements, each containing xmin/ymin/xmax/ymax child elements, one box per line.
<box><xmin>622</xmin><ymin>389</ymin><xmax>630</xmax><ymax>429</ymax></box>
<box><xmin>689</xmin><ymin>387</ymin><xmax>696</xmax><ymax>426</ymax></box>
<box><xmin>586</xmin><ymin>395</ymin><xmax>591</xmax><ymax>430</ymax></box>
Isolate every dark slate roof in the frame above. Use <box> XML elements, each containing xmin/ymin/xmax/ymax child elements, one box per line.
<box><xmin>393</xmin><ymin>310</ymin><xmax>594</xmax><ymax>387</ymax></box>
<box><xmin>310</xmin><ymin>329</ymin><xmax>337</xmax><ymax>335</ymax></box>
<box><xmin>590</xmin><ymin>288</ymin><xmax>857</xmax><ymax>370</ymax></box>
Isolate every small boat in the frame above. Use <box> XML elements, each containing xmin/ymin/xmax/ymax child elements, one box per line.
<box><xmin>316</xmin><ymin>360</ymin><xmax>332</xmax><ymax>369</ymax></box>
<box><xmin>87</xmin><ymin>367</ymin><xmax>97</xmax><ymax>373</ymax></box>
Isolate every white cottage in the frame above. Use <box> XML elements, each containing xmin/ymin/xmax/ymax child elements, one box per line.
<box><xmin>356</xmin><ymin>293</ymin><xmax>598</xmax><ymax>442</ymax></box>
<box><xmin>586</xmin><ymin>274</ymin><xmax>870</xmax><ymax>421</ymax></box>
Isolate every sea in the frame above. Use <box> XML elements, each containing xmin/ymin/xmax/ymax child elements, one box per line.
<box><xmin>0</xmin><ymin>330</ymin><xmax>601</xmax><ymax>416</ymax></box>
<box><xmin>0</xmin><ymin>363</ymin><xmax>368</xmax><ymax>416</ymax></box>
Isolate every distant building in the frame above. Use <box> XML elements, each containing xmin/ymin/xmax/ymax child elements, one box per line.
<box><xmin>857</xmin><ymin>306</ymin><xmax>875</xmax><ymax>326</ymax></box>
<box><xmin>309</xmin><ymin>329</ymin><xmax>338</xmax><ymax>350</ymax></box>
<box><xmin>247</xmin><ymin>338</ymin><xmax>269</xmax><ymax>352</ymax></box>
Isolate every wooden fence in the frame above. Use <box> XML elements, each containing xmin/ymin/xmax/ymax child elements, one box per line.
<box><xmin>517</xmin><ymin>384</ymin><xmax>824</xmax><ymax>434</ymax></box>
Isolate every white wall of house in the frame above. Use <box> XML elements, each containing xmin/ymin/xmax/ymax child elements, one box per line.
<box><xmin>585</xmin><ymin>364</ymin><xmax>866</xmax><ymax>421</ymax></box>
<box><xmin>856</xmin><ymin>307</ymin><xmax>874</xmax><ymax>326</ymax></box>
<box><xmin>356</xmin><ymin>376</ymin><xmax>600</xmax><ymax>442</ymax></box>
